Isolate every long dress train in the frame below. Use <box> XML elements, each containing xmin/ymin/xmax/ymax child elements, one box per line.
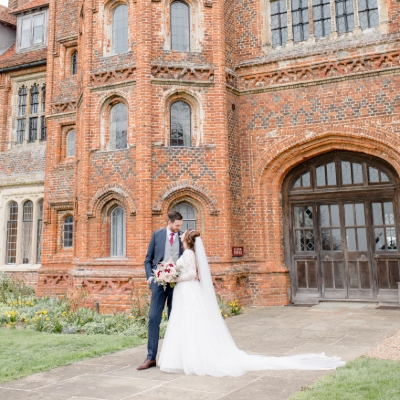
<box><xmin>158</xmin><ymin>240</ymin><xmax>345</xmax><ymax>377</ymax></box>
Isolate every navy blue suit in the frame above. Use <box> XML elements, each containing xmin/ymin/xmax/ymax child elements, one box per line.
<box><xmin>144</xmin><ymin>228</ymin><xmax>183</xmax><ymax>361</ymax></box>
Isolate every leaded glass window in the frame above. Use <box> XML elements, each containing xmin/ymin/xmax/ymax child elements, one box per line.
<box><xmin>71</xmin><ymin>52</ymin><xmax>78</xmax><ymax>75</ymax></box>
<box><xmin>42</xmin><ymin>84</ymin><xmax>46</xmax><ymax>112</ymax></box>
<box><xmin>18</xmin><ymin>86</ymin><xmax>27</xmax><ymax>116</ymax></box>
<box><xmin>112</xmin><ymin>5</ymin><xmax>128</xmax><ymax>54</ymax></box>
<box><xmin>30</xmin><ymin>85</ymin><xmax>39</xmax><ymax>114</ymax></box>
<box><xmin>292</xmin><ymin>0</ymin><xmax>309</xmax><ymax>42</ymax></box>
<box><xmin>335</xmin><ymin>0</ymin><xmax>354</xmax><ymax>33</ymax></box>
<box><xmin>36</xmin><ymin>200</ymin><xmax>43</xmax><ymax>263</ymax></box>
<box><xmin>6</xmin><ymin>202</ymin><xmax>18</xmax><ymax>264</ymax></box>
<box><xmin>372</xmin><ymin>202</ymin><xmax>397</xmax><ymax>251</ymax></box>
<box><xmin>16</xmin><ymin>119</ymin><xmax>25</xmax><ymax>144</ymax></box>
<box><xmin>171</xmin><ymin>1</ymin><xmax>190</xmax><ymax>52</ymax></box>
<box><xmin>28</xmin><ymin>117</ymin><xmax>37</xmax><ymax>142</ymax></box>
<box><xmin>174</xmin><ymin>203</ymin><xmax>196</xmax><ymax>230</ymax></box>
<box><xmin>293</xmin><ymin>171</ymin><xmax>311</xmax><ymax>188</ymax></box>
<box><xmin>358</xmin><ymin>0</ymin><xmax>379</xmax><ymax>30</ymax></box>
<box><xmin>271</xmin><ymin>0</ymin><xmax>288</xmax><ymax>47</ymax></box>
<box><xmin>67</xmin><ymin>130</ymin><xmax>76</xmax><ymax>157</ymax></box>
<box><xmin>293</xmin><ymin>205</ymin><xmax>315</xmax><ymax>252</ymax></box>
<box><xmin>170</xmin><ymin>101</ymin><xmax>191</xmax><ymax>147</ymax></box>
<box><xmin>22</xmin><ymin>201</ymin><xmax>33</xmax><ymax>264</ymax></box>
<box><xmin>313</xmin><ymin>0</ymin><xmax>331</xmax><ymax>38</ymax></box>
<box><xmin>63</xmin><ymin>215</ymin><xmax>73</xmax><ymax>248</ymax></box>
<box><xmin>110</xmin><ymin>103</ymin><xmax>127</xmax><ymax>150</ymax></box>
<box><xmin>111</xmin><ymin>207</ymin><xmax>126</xmax><ymax>257</ymax></box>
<box><xmin>40</xmin><ymin>116</ymin><xmax>46</xmax><ymax>141</ymax></box>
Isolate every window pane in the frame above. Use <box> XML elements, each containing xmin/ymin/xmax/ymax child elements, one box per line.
<box><xmin>72</xmin><ymin>52</ymin><xmax>78</xmax><ymax>75</ymax></box>
<box><xmin>28</xmin><ymin>117</ymin><xmax>38</xmax><ymax>142</ymax></box>
<box><xmin>113</xmin><ymin>5</ymin><xmax>128</xmax><ymax>54</ymax></box>
<box><xmin>271</xmin><ymin>0</ymin><xmax>288</xmax><ymax>47</ymax></box>
<box><xmin>33</xmin><ymin>13</ymin><xmax>44</xmax><ymax>44</ymax></box>
<box><xmin>64</xmin><ymin>216</ymin><xmax>73</xmax><ymax>248</ymax></box>
<box><xmin>18</xmin><ymin>86</ymin><xmax>27</xmax><ymax>116</ymax></box>
<box><xmin>37</xmin><ymin>201</ymin><xmax>43</xmax><ymax>263</ymax></box>
<box><xmin>383</xmin><ymin>202</ymin><xmax>395</xmax><ymax>225</ymax></box>
<box><xmin>67</xmin><ymin>130</ymin><xmax>76</xmax><ymax>157</ymax></box>
<box><xmin>344</xmin><ymin>203</ymin><xmax>354</xmax><ymax>226</ymax></box>
<box><xmin>16</xmin><ymin>119</ymin><xmax>25</xmax><ymax>144</ymax></box>
<box><xmin>6</xmin><ymin>202</ymin><xmax>18</xmax><ymax>264</ymax></box>
<box><xmin>40</xmin><ymin>116</ymin><xmax>46</xmax><ymax>141</ymax></box>
<box><xmin>369</xmin><ymin>167</ymin><xmax>379</xmax><ymax>183</ymax></box>
<box><xmin>110</xmin><ymin>103</ymin><xmax>127</xmax><ymax>150</ymax></box>
<box><xmin>305</xmin><ymin>230</ymin><xmax>314</xmax><ymax>251</ymax></box>
<box><xmin>304</xmin><ymin>206</ymin><xmax>313</xmax><ymax>227</ymax></box>
<box><xmin>295</xmin><ymin>230</ymin><xmax>304</xmax><ymax>251</ymax></box>
<box><xmin>111</xmin><ymin>207</ymin><xmax>125</xmax><ymax>256</ymax></box>
<box><xmin>346</xmin><ymin>228</ymin><xmax>356</xmax><ymax>251</ymax></box>
<box><xmin>326</xmin><ymin>162</ymin><xmax>336</xmax><ymax>185</ymax></box>
<box><xmin>355</xmin><ymin>203</ymin><xmax>365</xmax><ymax>226</ymax></box>
<box><xmin>22</xmin><ymin>201</ymin><xmax>33</xmax><ymax>264</ymax></box>
<box><xmin>20</xmin><ymin>17</ymin><xmax>31</xmax><ymax>48</ymax></box>
<box><xmin>316</xmin><ymin>165</ymin><xmax>326</xmax><ymax>186</ymax></box>
<box><xmin>30</xmin><ymin>85</ymin><xmax>39</xmax><ymax>114</ymax></box>
<box><xmin>322</xmin><ymin>229</ymin><xmax>330</xmax><ymax>250</ymax></box>
<box><xmin>357</xmin><ymin>228</ymin><xmax>368</xmax><ymax>251</ymax></box>
<box><xmin>386</xmin><ymin>227</ymin><xmax>397</xmax><ymax>250</ymax></box>
<box><xmin>174</xmin><ymin>203</ymin><xmax>196</xmax><ymax>230</ymax></box>
<box><xmin>375</xmin><ymin>227</ymin><xmax>385</xmax><ymax>250</ymax></box>
<box><xmin>320</xmin><ymin>205</ymin><xmax>329</xmax><ymax>227</ymax></box>
<box><xmin>331</xmin><ymin>204</ymin><xmax>340</xmax><ymax>226</ymax></box>
<box><xmin>170</xmin><ymin>101</ymin><xmax>191</xmax><ymax>146</ymax></box>
<box><xmin>294</xmin><ymin>207</ymin><xmax>303</xmax><ymax>227</ymax></box>
<box><xmin>372</xmin><ymin>202</ymin><xmax>383</xmax><ymax>225</ymax></box>
<box><xmin>341</xmin><ymin>161</ymin><xmax>352</xmax><ymax>184</ymax></box>
<box><xmin>302</xmin><ymin>172</ymin><xmax>311</xmax><ymax>186</ymax></box>
<box><xmin>332</xmin><ymin>228</ymin><xmax>342</xmax><ymax>250</ymax></box>
<box><xmin>171</xmin><ymin>1</ymin><xmax>190</xmax><ymax>51</ymax></box>
<box><xmin>352</xmin><ymin>163</ymin><xmax>363</xmax><ymax>184</ymax></box>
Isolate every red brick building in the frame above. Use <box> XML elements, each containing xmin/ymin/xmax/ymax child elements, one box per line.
<box><xmin>1</xmin><ymin>0</ymin><xmax>400</xmax><ymax>311</ymax></box>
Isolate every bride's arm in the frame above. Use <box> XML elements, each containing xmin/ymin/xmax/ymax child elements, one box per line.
<box><xmin>176</xmin><ymin>251</ymin><xmax>197</xmax><ymax>282</ymax></box>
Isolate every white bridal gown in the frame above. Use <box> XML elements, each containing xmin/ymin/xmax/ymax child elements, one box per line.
<box><xmin>158</xmin><ymin>239</ymin><xmax>345</xmax><ymax>377</ymax></box>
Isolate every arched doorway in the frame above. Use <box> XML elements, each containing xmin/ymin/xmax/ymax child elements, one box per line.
<box><xmin>283</xmin><ymin>151</ymin><xmax>400</xmax><ymax>304</ymax></box>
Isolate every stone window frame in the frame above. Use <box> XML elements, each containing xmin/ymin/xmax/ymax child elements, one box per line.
<box><xmin>164</xmin><ymin>91</ymin><xmax>203</xmax><ymax>147</ymax></box>
<box><xmin>16</xmin><ymin>8</ymin><xmax>49</xmax><ymax>53</ymax></box>
<box><xmin>163</xmin><ymin>0</ymin><xmax>203</xmax><ymax>53</ymax></box>
<box><xmin>61</xmin><ymin>126</ymin><xmax>77</xmax><ymax>161</ymax></box>
<box><xmin>11</xmin><ymin>73</ymin><xmax>46</xmax><ymax>149</ymax></box>
<box><xmin>102</xmin><ymin>0</ymin><xmax>131</xmax><ymax>57</ymax></box>
<box><xmin>3</xmin><ymin>197</ymin><xmax>44</xmax><ymax>266</ymax></box>
<box><xmin>261</xmin><ymin>0</ymin><xmax>388</xmax><ymax>52</ymax></box>
<box><xmin>100</xmin><ymin>96</ymin><xmax>130</xmax><ymax>151</ymax></box>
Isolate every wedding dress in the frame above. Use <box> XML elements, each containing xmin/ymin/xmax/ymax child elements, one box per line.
<box><xmin>158</xmin><ymin>238</ymin><xmax>345</xmax><ymax>377</ymax></box>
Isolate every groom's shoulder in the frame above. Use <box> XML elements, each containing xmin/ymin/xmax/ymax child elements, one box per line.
<box><xmin>153</xmin><ymin>228</ymin><xmax>166</xmax><ymax>236</ymax></box>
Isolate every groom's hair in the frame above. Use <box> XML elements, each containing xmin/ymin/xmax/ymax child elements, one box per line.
<box><xmin>168</xmin><ymin>211</ymin><xmax>183</xmax><ymax>223</ymax></box>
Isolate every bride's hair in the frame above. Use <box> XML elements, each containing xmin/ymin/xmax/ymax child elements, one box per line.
<box><xmin>185</xmin><ymin>230</ymin><xmax>201</xmax><ymax>251</ymax></box>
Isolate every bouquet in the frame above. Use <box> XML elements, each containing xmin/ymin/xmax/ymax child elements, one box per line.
<box><xmin>153</xmin><ymin>257</ymin><xmax>181</xmax><ymax>290</ymax></box>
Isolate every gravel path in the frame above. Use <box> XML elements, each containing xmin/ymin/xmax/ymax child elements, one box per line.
<box><xmin>366</xmin><ymin>329</ymin><xmax>400</xmax><ymax>361</ymax></box>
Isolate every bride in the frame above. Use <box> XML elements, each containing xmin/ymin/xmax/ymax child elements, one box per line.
<box><xmin>158</xmin><ymin>230</ymin><xmax>345</xmax><ymax>377</ymax></box>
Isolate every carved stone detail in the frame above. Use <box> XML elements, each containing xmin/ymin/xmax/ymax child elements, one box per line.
<box><xmin>50</xmin><ymin>102</ymin><xmax>77</xmax><ymax>114</ymax></box>
<box><xmin>243</xmin><ymin>51</ymin><xmax>400</xmax><ymax>90</ymax></box>
<box><xmin>226</xmin><ymin>70</ymin><xmax>238</xmax><ymax>88</ymax></box>
<box><xmin>81</xmin><ymin>278</ymin><xmax>134</xmax><ymax>294</ymax></box>
<box><xmin>151</xmin><ymin>64</ymin><xmax>214</xmax><ymax>82</ymax></box>
<box><xmin>90</xmin><ymin>66</ymin><xmax>137</xmax><ymax>86</ymax></box>
<box><xmin>42</xmin><ymin>274</ymin><xmax>71</xmax><ymax>287</ymax></box>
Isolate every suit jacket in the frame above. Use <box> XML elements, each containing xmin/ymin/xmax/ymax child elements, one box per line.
<box><xmin>144</xmin><ymin>228</ymin><xmax>184</xmax><ymax>280</ymax></box>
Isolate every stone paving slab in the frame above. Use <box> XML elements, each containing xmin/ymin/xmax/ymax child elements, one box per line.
<box><xmin>1</xmin><ymin>303</ymin><xmax>400</xmax><ymax>400</ymax></box>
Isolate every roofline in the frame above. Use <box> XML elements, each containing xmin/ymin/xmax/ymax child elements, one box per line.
<box><xmin>0</xmin><ymin>59</ymin><xmax>46</xmax><ymax>73</ymax></box>
<box><xmin>10</xmin><ymin>3</ymin><xmax>49</xmax><ymax>15</ymax></box>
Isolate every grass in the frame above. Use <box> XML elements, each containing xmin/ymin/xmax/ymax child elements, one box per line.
<box><xmin>0</xmin><ymin>328</ymin><xmax>146</xmax><ymax>383</ymax></box>
<box><xmin>290</xmin><ymin>357</ymin><xmax>400</xmax><ymax>400</ymax></box>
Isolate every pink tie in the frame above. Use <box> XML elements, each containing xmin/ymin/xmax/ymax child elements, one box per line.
<box><xmin>169</xmin><ymin>233</ymin><xmax>174</xmax><ymax>246</ymax></box>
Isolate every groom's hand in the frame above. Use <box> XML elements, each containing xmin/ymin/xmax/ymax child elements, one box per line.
<box><xmin>147</xmin><ymin>277</ymin><xmax>153</xmax><ymax>289</ymax></box>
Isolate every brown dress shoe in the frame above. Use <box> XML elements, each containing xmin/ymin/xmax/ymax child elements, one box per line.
<box><xmin>137</xmin><ymin>358</ymin><xmax>157</xmax><ymax>370</ymax></box>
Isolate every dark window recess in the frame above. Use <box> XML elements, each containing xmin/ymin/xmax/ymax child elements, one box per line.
<box><xmin>28</xmin><ymin>117</ymin><xmax>38</xmax><ymax>142</ymax></box>
<box><xmin>41</xmin><ymin>84</ymin><xmax>46</xmax><ymax>112</ymax></box>
<box><xmin>18</xmin><ymin>86</ymin><xmax>27</xmax><ymax>116</ymax></box>
<box><xmin>71</xmin><ymin>52</ymin><xmax>78</xmax><ymax>75</ymax></box>
<box><xmin>16</xmin><ymin>119</ymin><xmax>25</xmax><ymax>144</ymax></box>
<box><xmin>40</xmin><ymin>116</ymin><xmax>46</xmax><ymax>141</ymax></box>
<box><xmin>30</xmin><ymin>84</ymin><xmax>39</xmax><ymax>114</ymax></box>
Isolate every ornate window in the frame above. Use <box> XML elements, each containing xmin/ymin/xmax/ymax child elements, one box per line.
<box><xmin>36</xmin><ymin>200</ymin><xmax>43</xmax><ymax>263</ymax></box>
<box><xmin>170</xmin><ymin>101</ymin><xmax>191</xmax><ymax>147</ymax></box>
<box><xmin>17</xmin><ymin>10</ymin><xmax>48</xmax><ymax>51</ymax></box>
<box><xmin>71</xmin><ymin>52</ymin><xmax>78</xmax><ymax>75</ymax></box>
<box><xmin>112</xmin><ymin>5</ymin><xmax>128</xmax><ymax>54</ymax></box>
<box><xmin>174</xmin><ymin>203</ymin><xmax>196</xmax><ymax>230</ymax></box>
<box><xmin>66</xmin><ymin>130</ymin><xmax>76</xmax><ymax>157</ymax></box>
<box><xmin>111</xmin><ymin>206</ymin><xmax>126</xmax><ymax>257</ymax></box>
<box><xmin>110</xmin><ymin>103</ymin><xmax>127</xmax><ymax>150</ymax></box>
<box><xmin>6</xmin><ymin>202</ymin><xmax>18</xmax><ymax>264</ymax></box>
<box><xmin>171</xmin><ymin>1</ymin><xmax>190</xmax><ymax>52</ymax></box>
<box><xmin>21</xmin><ymin>201</ymin><xmax>33</xmax><ymax>264</ymax></box>
<box><xmin>63</xmin><ymin>215</ymin><xmax>73</xmax><ymax>248</ymax></box>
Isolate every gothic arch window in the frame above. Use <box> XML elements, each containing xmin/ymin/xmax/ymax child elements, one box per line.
<box><xmin>110</xmin><ymin>206</ymin><xmax>126</xmax><ymax>257</ymax></box>
<box><xmin>21</xmin><ymin>201</ymin><xmax>33</xmax><ymax>264</ymax></box>
<box><xmin>174</xmin><ymin>202</ymin><xmax>196</xmax><ymax>230</ymax></box>
<box><xmin>283</xmin><ymin>151</ymin><xmax>400</xmax><ymax>305</ymax></box>
<box><xmin>170</xmin><ymin>100</ymin><xmax>191</xmax><ymax>147</ymax></box>
<box><xmin>71</xmin><ymin>51</ymin><xmax>78</xmax><ymax>75</ymax></box>
<box><xmin>110</xmin><ymin>103</ymin><xmax>128</xmax><ymax>150</ymax></box>
<box><xmin>66</xmin><ymin>130</ymin><xmax>76</xmax><ymax>157</ymax></box>
<box><xmin>16</xmin><ymin>86</ymin><xmax>27</xmax><ymax>143</ymax></box>
<box><xmin>63</xmin><ymin>215</ymin><xmax>73</xmax><ymax>248</ymax></box>
<box><xmin>112</xmin><ymin>4</ymin><xmax>128</xmax><ymax>54</ymax></box>
<box><xmin>6</xmin><ymin>202</ymin><xmax>18</xmax><ymax>264</ymax></box>
<box><xmin>171</xmin><ymin>1</ymin><xmax>190</xmax><ymax>52</ymax></box>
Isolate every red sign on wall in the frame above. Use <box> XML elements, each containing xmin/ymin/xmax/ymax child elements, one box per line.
<box><xmin>232</xmin><ymin>247</ymin><xmax>244</xmax><ymax>257</ymax></box>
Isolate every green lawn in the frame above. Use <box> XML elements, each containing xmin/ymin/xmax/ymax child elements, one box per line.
<box><xmin>0</xmin><ymin>329</ymin><xmax>145</xmax><ymax>383</ymax></box>
<box><xmin>290</xmin><ymin>357</ymin><xmax>400</xmax><ymax>400</ymax></box>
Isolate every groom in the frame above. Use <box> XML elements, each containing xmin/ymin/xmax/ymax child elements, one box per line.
<box><xmin>137</xmin><ymin>211</ymin><xmax>184</xmax><ymax>370</ymax></box>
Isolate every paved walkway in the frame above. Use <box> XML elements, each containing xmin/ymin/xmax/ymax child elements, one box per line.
<box><xmin>2</xmin><ymin>303</ymin><xmax>400</xmax><ymax>400</ymax></box>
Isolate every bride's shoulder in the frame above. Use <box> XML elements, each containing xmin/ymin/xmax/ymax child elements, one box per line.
<box><xmin>184</xmin><ymin>249</ymin><xmax>195</xmax><ymax>256</ymax></box>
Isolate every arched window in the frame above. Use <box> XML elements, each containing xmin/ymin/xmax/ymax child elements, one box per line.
<box><xmin>36</xmin><ymin>200</ymin><xmax>43</xmax><ymax>263</ymax></box>
<box><xmin>112</xmin><ymin>4</ymin><xmax>128</xmax><ymax>54</ymax></box>
<box><xmin>6</xmin><ymin>202</ymin><xmax>18</xmax><ymax>264</ymax></box>
<box><xmin>110</xmin><ymin>103</ymin><xmax>127</xmax><ymax>150</ymax></box>
<box><xmin>22</xmin><ymin>201</ymin><xmax>33</xmax><ymax>264</ymax></box>
<box><xmin>67</xmin><ymin>130</ymin><xmax>76</xmax><ymax>157</ymax></box>
<box><xmin>174</xmin><ymin>202</ymin><xmax>196</xmax><ymax>230</ymax></box>
<box><xmin>18</xmin><ymin>86</ymin><xmax>27</xmax><ymax>116</ymax></box>
<box><xmin>170</xmin><ymin>101</ymin><xmax>191</xmax><ymax>147</ymax></box>
<box><xmin>63</xmin><ymin>215</ymin><xmax>73</xmax><ymax>248</ymax></box>
<box><xmin>171</xmin><ymin>1</ymin><xmax>190</xmax><ymax>52</ymax></box>
<box><xmin>111</xmin><ymin>206</ymin><xmax>126</xmax><ymax>256</ymax></box>
<box><xmin>30</xmin><ymin>84</ymin><xmax>39</xmax><ymax>114</ymax></box>
<box><xmin>71</xmin><ymin>51</ymin><xmax>78</xmax><ymax>75</ymax></box>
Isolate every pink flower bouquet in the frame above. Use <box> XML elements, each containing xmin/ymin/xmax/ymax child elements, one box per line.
<box><xmin>153</xmin><ymin>258</ymin><xmax>181</xmax><ymax>290</ymax></box>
